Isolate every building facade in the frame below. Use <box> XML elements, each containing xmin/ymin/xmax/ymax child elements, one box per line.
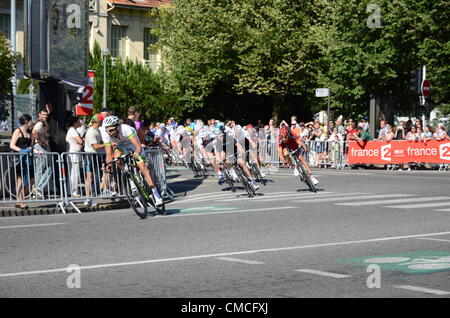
<box><xmin>0</xmin><ymin>0</ymin><xmax>170</xmax><ymax>78</ymax></box>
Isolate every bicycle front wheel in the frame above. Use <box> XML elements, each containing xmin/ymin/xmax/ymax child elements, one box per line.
<box><xmin>122</xmin><ymin>172</ymin><xmax>149</xmax><ymax>219</ymax></box>
<box><xmin>295</xmin><ymin>158</ymin><xmax>317</xmax><ymax>193</ymax></box>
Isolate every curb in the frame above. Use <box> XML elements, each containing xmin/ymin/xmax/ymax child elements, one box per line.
<box><xmin>0</xmin><ymin>201</ymin><xmax>130</xmax><ymax>218</ymax></box>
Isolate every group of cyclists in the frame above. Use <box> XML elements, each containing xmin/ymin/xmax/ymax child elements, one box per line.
<box><xmin>101</xmin><ymin>115</ymin><xmax>320</xmax><ymax>198</ymax></box>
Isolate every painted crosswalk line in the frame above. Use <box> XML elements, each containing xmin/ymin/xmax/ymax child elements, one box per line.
<box><xmin>336</xmin><ymin>196</ymin><xmax>450</xmax><ymax>206</ymax></box>
<box><xmin>294</xmin><ymin>194</ymin><xmax>413</xmax><ymax>203</ymax></box>
<box><xmin>385</xmin><ymin>201</ymin><xmax>450</xmax><ymax>209</ymax></box>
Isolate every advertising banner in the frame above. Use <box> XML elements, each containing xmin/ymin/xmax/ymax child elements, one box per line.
<box><xmin>348</xmin><ymin>140</ymin><xmax>450</xmax><ymax>164</ymax></box>
<box><xmin>75</xmin><ymin>70</ymin><xmax>94</xmax><ymax>116</ymax></box>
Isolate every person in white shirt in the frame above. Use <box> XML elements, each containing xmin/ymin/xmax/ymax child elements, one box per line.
<box><xmin>328</xmin><ymin>127</ymin><xmax>344</xmax><ymax>168</ymax></box>
<box><xmin>83</xmin><ymin>114</ymin><xmax>106</xmax><ymax>207</ymax></box>
<box><xmin>66</xmin><ymin>116</ymin><xmax>84</xmax><ymax>197</ymax></box>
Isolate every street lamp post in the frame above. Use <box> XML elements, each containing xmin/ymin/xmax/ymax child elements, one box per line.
<box><xmin>101</xmin><ymin>48</ymin><xmax>110</xmax><ymax>109</ymax></box>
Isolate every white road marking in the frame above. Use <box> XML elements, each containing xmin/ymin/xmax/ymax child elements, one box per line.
<box><xmin>294</xmin><ymin>194</ymin><xmax>413</xmax><ymax>203</ymax></box>
<box><xmin>216</xmin><ymin>192</ymin><xmax>338</xmax><ymax>202</ymax></box>
<box><xmin>0</xmin><ymin>223</ymin><xmax>66</xmax><ymax>230</ymax></box>
<box><xmin>216</xmin><ymin>257</ymin><xmax>264</xmax><ymax>265</ymax></box>
<box><xmin>2</xmin><ymin>230</ymin><xmax>450</xmax><ymax>278</ymax></box>
<box><xmin>416</xmin><ymin>237</ymin><xmax>450</xmax><ymax>243</ymax></box>
<box><xmin>336</xmin><ymin>196</ymin><xmax>450</xmax><ymax>206</ymax></box>
<box><xmin>393</xmin><ymin>285</ymin><xmax>450</xmax><ymax>296</ymax></box>
<box><xmin>295</xmin><ymin>269</ymin><xmax>351</xmax><ymax>278</ymax></box>
<box><xmin>385</xmin><ymin>201</ymin><xmax>450</xmax><ymax>209</ymax></box>
<box><xmin>176</xmin><ymin>191</ymin><xmax>296</xmax><ymax>204</ymax></box>
<box><xmin>433</xmin><ymin>208</ymin><xmax>450</xmax><ymax>212</ymax></box>
<box><xmin>240</xmin><ymin>192</ymin><xmax>372</xmax><ymax>203</ymax></box>
<box><xmin>165</xmin><ymin>206</ymin><xmax>296</xmax><ymax>217</ymax></box>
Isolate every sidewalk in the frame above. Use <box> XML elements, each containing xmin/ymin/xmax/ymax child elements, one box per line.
<box><xmin>0</xmin><ymin>198</ymin><xmax>130</xmax><ymax>217</ymax></box>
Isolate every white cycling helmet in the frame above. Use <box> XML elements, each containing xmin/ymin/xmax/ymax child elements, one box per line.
<box><xmin>103</xmin><ymin>116</ymin><xmax>120</xmax><ymax>128</ymax></box>
<box><xmin>198</xmin><ymin>128</ymin><xmax>209</xmax><ymax>139</ymax></box>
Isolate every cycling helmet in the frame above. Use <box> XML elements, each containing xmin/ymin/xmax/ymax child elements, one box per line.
<box><xmin>103</xmin><ymin>116</ymin><xmax>120</xmax><ymax>128</ymax></box>
<box><xmin>176</xmin><ymin>125</ymin><xmax>186</xmax><ymax>134</ymax></box>
<box><xmin>198</xmin><ymin>128</ymin><xmax>209</xmax><ymax>139</ymax></box>
<box><xmin>280</xmin><ymin>126</ymin><xmax>289</xmax><ymax>137</ymax></box>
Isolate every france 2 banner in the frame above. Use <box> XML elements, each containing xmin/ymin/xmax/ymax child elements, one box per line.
<box><xmin>75</xmin><ymin>70</ymin><xmax>94</xmax><ymax>116</ymax></box>
<box><xmin>348</xmin><ymin>140</ymin><xmax>450</xmax><ymax>164</ymax></box>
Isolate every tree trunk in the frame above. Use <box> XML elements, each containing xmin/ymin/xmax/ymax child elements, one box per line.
<box><xmin>271</xmin><ymin>94</ymin><xmax>286</xmax><ymax>126</ymax></box>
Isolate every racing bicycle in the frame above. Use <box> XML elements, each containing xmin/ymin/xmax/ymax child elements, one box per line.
<box><xmin>108</xmin><ymin>152</ymin><xmax>165</xmax><ymax>219</ymax></box>
<box><xmin>289</xmin><ymin>147</ymin><xmax>317</xmax><ymax>193</ymax></box>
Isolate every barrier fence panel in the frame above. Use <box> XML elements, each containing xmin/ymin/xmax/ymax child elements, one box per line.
<box><xmin>145</xmin><ymin>147</ymin><xmax>174</xmax><ymax>201</ymax></box>
<box><xmin>0</xmin><ymin>152</ymin><xmax>65</xmax><ymax>212</ymax></box>
<box><xmin>61</xmin><ymin>152</ymin><xmax>127</xmax><ymax>213</ymax></box>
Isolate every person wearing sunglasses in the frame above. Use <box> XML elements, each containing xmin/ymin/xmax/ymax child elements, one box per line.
<box><xmin>101</xmin><ymin>116</ymin><xmax>163</xmax><ymax>206</ymax></box>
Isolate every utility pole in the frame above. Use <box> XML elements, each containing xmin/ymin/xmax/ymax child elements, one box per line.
<box><xmin>11</xmin><ymin>0</ymin><xmax>16</xmax><ymax>130</ymax></box>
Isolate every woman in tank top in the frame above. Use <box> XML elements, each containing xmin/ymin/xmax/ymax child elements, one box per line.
<box><xmin>9</xmin><ymin>115</ymin><xmax>33</xmax><ymax>209</ymax></box>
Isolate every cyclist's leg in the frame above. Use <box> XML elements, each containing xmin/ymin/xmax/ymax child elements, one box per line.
<box><xmin>298</xmin><ymin>153</ymin><xmax>312</xmax><ymax>175</ymax></box>
<box><xmin>282</xmin><ymin>148</ymin><xmax>293</xmax><ymax>167</ymax></box>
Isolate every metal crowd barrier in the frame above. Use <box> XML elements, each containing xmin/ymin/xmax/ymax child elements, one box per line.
<box><xmin>0</xmin><ymin>148</ymin><xmax>171</xmax><ymax>213</ymax></box>
<box><xmin>145</xmin><ymin>147</ymin><xmax>175</xmax><ymax>201</ymax></box>
<box><xmin>0</xmin><ymin>152</ymin><xmax>66</xmax><ymax>212</ymax></box>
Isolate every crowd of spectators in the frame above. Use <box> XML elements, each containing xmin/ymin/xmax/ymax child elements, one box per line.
<box><xmin>8</xmin><ymin>106</ymin><xmax>450</xmax><ymax>209</ymax></box>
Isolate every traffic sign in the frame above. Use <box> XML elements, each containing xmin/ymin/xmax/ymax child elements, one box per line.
<box><xmin>421</xmin><ymin>79</ymin><xmax>431</xmax><ymax>98</ymax></box>
<box><xmin>315</xmin><ymin>88</ymin><xmax>329</xmax><ymax>98</ymax></box>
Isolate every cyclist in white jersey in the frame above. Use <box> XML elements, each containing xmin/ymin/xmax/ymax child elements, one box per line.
<box><xmin>195</xmin><ymin>126</ymin><xmax>223</xmax><ymax>180</ymax></box>
<box><xmin>225</xmin><ymin>122</ymin><xmax>260</xmax><ymax>190</ymax></box>
<box><xmin>101</xmin><ymin>116</ymin><xmax>163</xmax><ymax>206</ymax></box>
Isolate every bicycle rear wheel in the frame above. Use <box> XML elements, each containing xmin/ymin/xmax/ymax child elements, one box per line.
<box><xmin>250</xmin><ymin>163</ymin><xmax>266</xmax><ymax>186</ymax></box>
<box><xmin>122</xmin><ymin>171</ymin><xmax>149</xmax><ymax>219</ymax></box>
<box><xmin>234</xmin><ymin>164</ymin><xmax>256</xmax><ymax>198</ymax></box>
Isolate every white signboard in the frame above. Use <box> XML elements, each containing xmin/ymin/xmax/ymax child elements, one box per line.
<box><xmin>315</xmin><ymin>88</ymin><xmax>330</xmax><ymax>98</ymax></box>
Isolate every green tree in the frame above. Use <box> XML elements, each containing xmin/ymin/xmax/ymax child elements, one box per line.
<box><xmin>89</xmin><ymin>41</ymin><xmax>180</xmax><ymax>121</ymax></box>
<box><xmin>320</xmin><ymin>0</ymin><xmax>450</xmax><ymax>119</ymax></box>
<box><xmin>0</xmin><ymin>34</ymin><xmax>15</xmax><ymax>120</ymax></box>
<box><xmin>0</xmin><ymin>34</ymin><xmax>14</xmax><ymax>96</ymax></box>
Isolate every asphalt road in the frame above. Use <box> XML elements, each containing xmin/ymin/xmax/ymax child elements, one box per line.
<box><xmin>1</xmin><ymin>166</ymin><xmax>450</xmax><ymax>299</ymax></box>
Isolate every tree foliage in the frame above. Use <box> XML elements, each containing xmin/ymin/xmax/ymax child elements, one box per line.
<box><xmin>0</xmin><ymin>34</ymin><xmax>15</xmax><ymax>96</ymax></box>
<box><xmin>89</xmin><ymin>41</ymin><xmax>180</xmax><ymax>121</ymax></box>
<box><xmin>152</xmin><ymin>0</ymin><xmax>449</xmax><ymax>122</ymax></box>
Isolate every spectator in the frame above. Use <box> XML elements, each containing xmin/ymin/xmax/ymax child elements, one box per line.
<box><xmin>100</xmin><ymin>108</ymin><xmax>113</xmax><ymax>118</ymax></box>
<box><xmin>32</xmin><ymin>109</ymin><xmax>53</xmax><ymax>199</ymax></box>
<box><xmin>434</xmin><ymin>123</ymin><xmax>448</xmax><ymax>140</ymax></box>
<box><xmin>83</xmin><ymin>114</ymin><xmax>105</xmax><ymax>207</ymax></box>
<box><xmin>134</xmin><ymin>112</ymin><xmax>143</xmax><ymax>131</ymax></box>
<box><xmin>351</xmin><ymin>126</ymin><xmax>373</xmax><ymax>143</ymax></box>
<box><xmin>377</xmin><ymin>120</ymin><xmax>388</xmax><ymax>139</ymax></box>
<box><xmin>66</xmin><ymin>115</ymin><xmax>84</xmax><ymax>197</ymax></box>
<box><xmin>326</xmin><ymin>120</ymin><xmax>335</xmax><ymax>135</ymax></box>
<box><xmin>299</xmin><ymin>123</ymin><xmax>309</xmax><ymax>141</ymax></box>
<box><xmin>345</xmin><ymin>119</ymin><xmax>357</xmax><ymax>141</ymax></box>
<box><xmin>127</xmin><ymin>106</ymin><xmax>136</xmax><ymax>121</ymax></box>
<box><xmin>309</xmin><ymin>122</ymin><xmax>323</xmax><ymax>167</ymax></box>
<box><xmin>423</xmin><ymin>125</ymin><xmax>434</xmax><ymax>141</ymax></box>
<box><xmin>9</xmin><ymin>114</ymin><xmax>33</xmax><ymax>209</ymax></box>
<box><xmin>328</xmin><ymin>127</ymin><xmax>344</xmax><ymax>168</ymax></box>
<box><xmin>382</xmin><ymin>125</ymin><xmax>395</xmax><ymax>142</ymax></box>
<box><xmin>406</xmin><ymin>126</ymin><xmax>420</xmax><ymax>141</ymax></box>
<box><xmin>335</xmin><ymin>118</ymin><xmax>346</xmax><ymax>137</ymax></box>
<box><xmin>291</xmin><ymin>116</ymin><xmax>299</xmax><ymax>128</ymax></box>
<box><xmin>394</xmin><ymin>122</ymin><xmax>405</xmax><ymax>140</ymax></box>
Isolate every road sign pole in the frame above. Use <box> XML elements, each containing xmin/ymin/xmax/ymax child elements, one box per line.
<box><xmin>327</xmin><ymin>91</ymin><xmax>331</xmax><ymax>123</ymax></box>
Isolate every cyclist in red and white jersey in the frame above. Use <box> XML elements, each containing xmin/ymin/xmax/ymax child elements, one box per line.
<box><xmin>278</xmin><ymin>124</ymin><xmax>319</xmax><ymax>185</ymax></box>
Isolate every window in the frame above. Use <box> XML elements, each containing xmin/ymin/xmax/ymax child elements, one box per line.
<box><xmin>143</xmin><ymin>28</ymin><xmax>158</xmax><ymax>61</ymax></box>
<box><xmin>111</xmin><ymin>26</ymin><xmax>127</xmax><ymax>59</ymax></box>
<box><xmin>0</xmin><ymin>14</ymin><xmax>10</xmax><ymax>40</ymax></box>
